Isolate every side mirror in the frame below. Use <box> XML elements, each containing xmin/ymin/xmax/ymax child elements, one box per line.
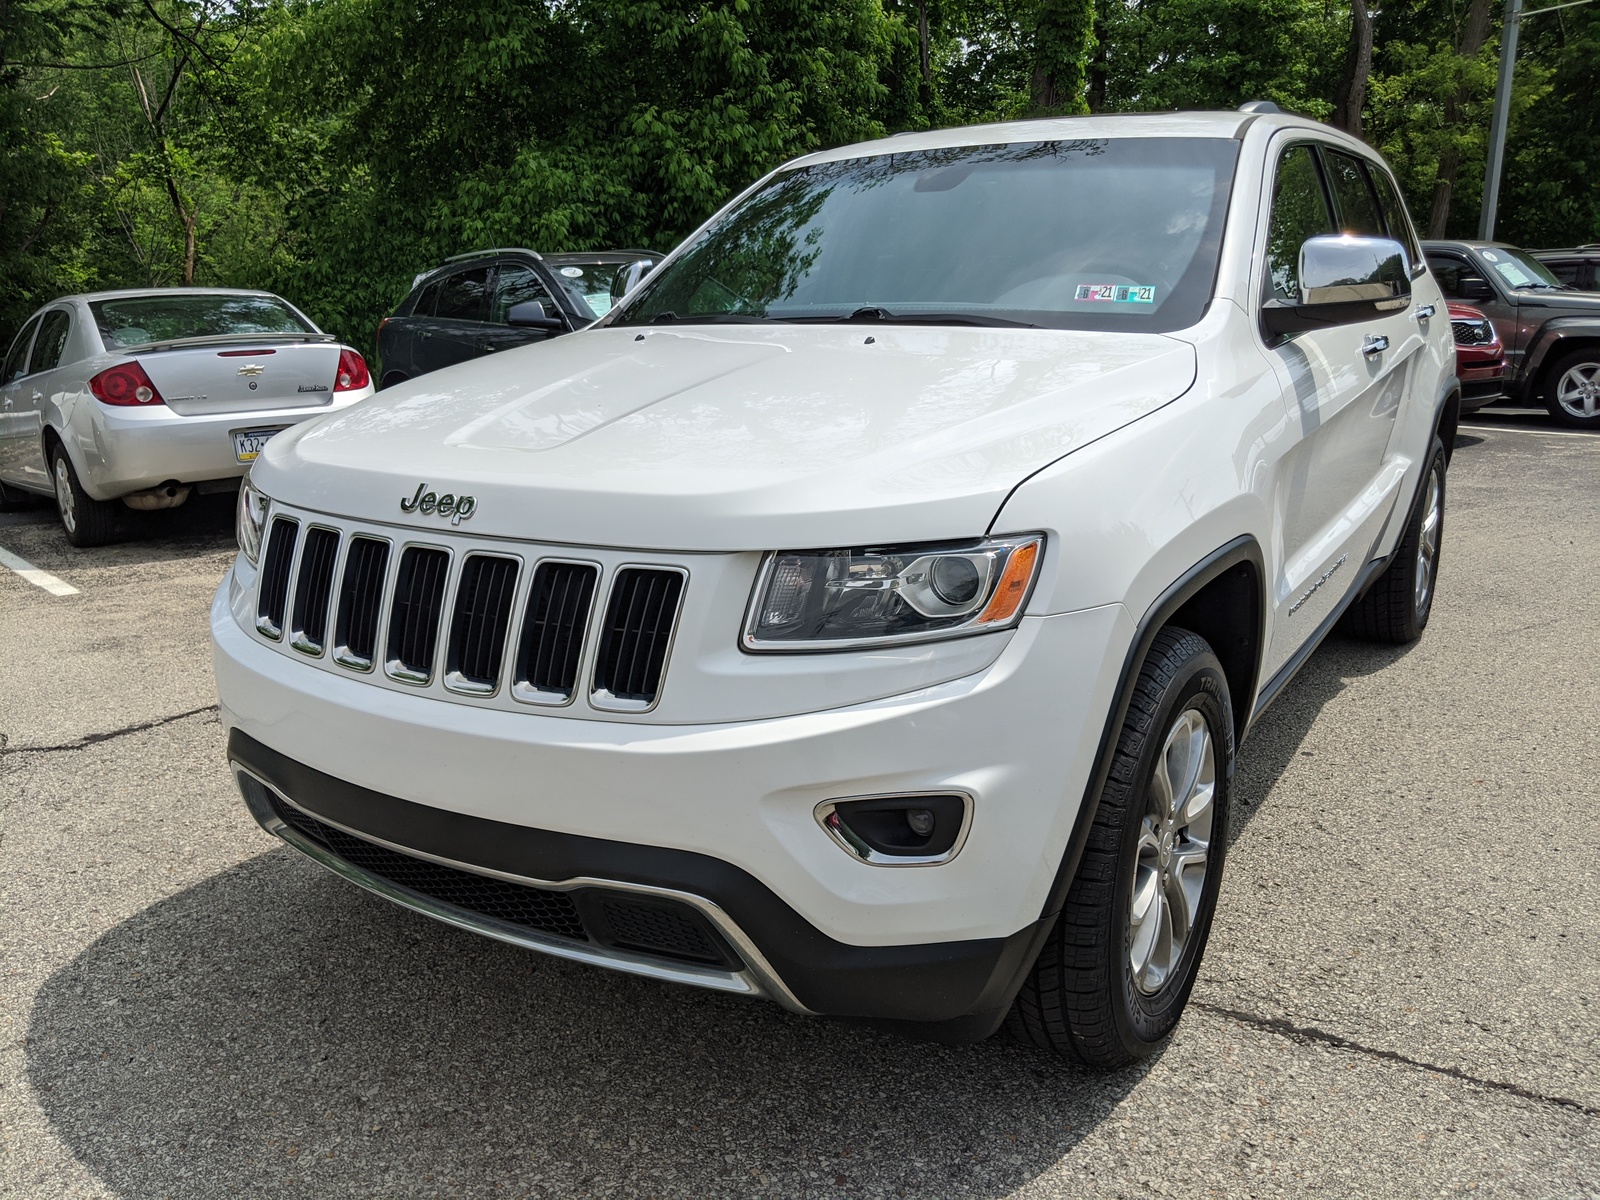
<box><xmin>1263</xmin><ymin>235</ymin><xmax>1412</xmax><ymax>338</ymax></box>
<box><xmin>507</xmin><ymin>300</ymin><xmax>566</xmax><ymax>331</ymax></box>
<box><xmin>611</xmin><ymin>259</ymin><xmax>656</xmax><ymax>304</ymax></box>
<box><xmin>1457</xmin><ymin>275</ymin><xmax>1494</xmax><ymax>301</ymax></box>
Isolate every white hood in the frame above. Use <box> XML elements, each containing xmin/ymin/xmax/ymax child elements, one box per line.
<box><xmin>253</xmin><ymin>324</ymin><xmax>1195</xmax><ymax>551</ymax></box>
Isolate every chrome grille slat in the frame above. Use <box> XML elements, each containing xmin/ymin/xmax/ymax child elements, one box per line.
<box><xmin>592</xmin><ymin>568</ymin><xmax>685</xmax><ymax>709</ymax></box>
<box><xmin>386</xmin><ymin>547</ymin><xmax>450</xmax><ymax>684</ymax></box>
<box><xmin>446</xmin><ymin>554</ymin><xmax>520</xmax><ymax>694</ymax></box>
<box><xmin>333</xmin><ymin>536</ymin><xmax>390</xmax><ymax>670</ymax></box>
<box><xmin>255</xmin><ymin>517</ymin><xmax>299</xmax><ymax>639</ymax></box>
<box><xmin>289</xmin><ymin>528</ymin><xmax>340</xmax><ymax>655</ymax></box>
<box><xmin>513</xmin><ymin>561</ymin><xmax>598</xmax><ymax>704</ymax></box>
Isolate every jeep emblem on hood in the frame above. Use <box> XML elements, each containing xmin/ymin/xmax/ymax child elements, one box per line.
<box><xmin>400</xmin><ymin>483</ymin><xmax>476</xmax><ymax>525</ymax></box>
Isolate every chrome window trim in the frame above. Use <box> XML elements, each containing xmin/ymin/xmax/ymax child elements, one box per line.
<box><xmin>507</xmin><ymin>556</ymin><xmax>604</xmax><ymax>708</ymax></box>
<box><xmin>232</xmin><ymin>762</ymin><xmax>811</xmax><ymax>1014</ymax></box>
<box><xmin>813</xmin><ymin>790</ymin><xmax>974</xmax><ymax>868</ymax></box>
<box><xmin>588</xmin><ymin>562</ymin><xmax>690</xmax><ymax>714</ymax></box>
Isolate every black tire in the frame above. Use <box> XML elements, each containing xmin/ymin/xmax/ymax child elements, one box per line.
<box><xmin>1542</xmin><ymin>345</ymin><xmax>1600</xmax><ymax>430</ymax></box>
<box><xmin>379</xmin><ymin>371</ymin><xmax>408</xmax><ymax>391</ymax></box>
<box><xmin>50</xmin><ymin>446</ymin><xmax>119</xmax><ymax>547</ymax></box>
<box><xmin>1339</xmin><ymin>438</ymin><xmax>1445</xmax><ymax>644</ymax></box>
<box><xmin>1008</xmin><ymin>628</ymin><xmax>1233</xmax><ymax>1068</ymax></box>
<box><xmin>0</xmin><ymin>477</ymin><xmax>33</xmax><ymax>512</ymax></box>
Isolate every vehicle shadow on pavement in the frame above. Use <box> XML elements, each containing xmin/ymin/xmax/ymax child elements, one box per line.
<box><xmin>1228</xmin><ymin>634</ymin><xmax>1416</xmax><ymax>848</ymax></box>
<box><xmin>0</xmin><ymin>494</ymin><xmax>235</xmax><ymax>566</ymax></box>
<box><xmin>26</xmin><ymin>850</ymin><xmax>1156</xmax><ymax>1199</ymax></box>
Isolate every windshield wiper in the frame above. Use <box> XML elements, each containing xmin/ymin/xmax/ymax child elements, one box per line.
<box><xmin>783</xmin><ymin>308</ymin><xmax>1039</xmax><ymax>329</ymax></box>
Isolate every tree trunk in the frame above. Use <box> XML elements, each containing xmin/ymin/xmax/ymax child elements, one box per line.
<box><xmin>916</xmin><ymin>0</ymin><xmax>931</xmax><ymax>83</ymax></box>
<box><xmin>1428</xmin><ymin>0</ymin><xmax>1497</xmax><ymax>237</ymax></box>
<box><xmin>1331</xmin><ymin>4</ymin><xmax>1375</xmax><ymax>137</ymax></box>
<box><xmin>1086</xmin><ymin>0</ymin><xmax>1108</xmax><ymax>112</ymax></box>
<box><xmin>1030</xmin><ymin>0</ymin><xmax>1096</xmax><ymax>116</ymax></box>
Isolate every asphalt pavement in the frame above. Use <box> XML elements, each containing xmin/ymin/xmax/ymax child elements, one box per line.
<box><xmin>1</xmin><ymin>413</ymin><xmax>1597</xmax><ymax>1199</ymax></box>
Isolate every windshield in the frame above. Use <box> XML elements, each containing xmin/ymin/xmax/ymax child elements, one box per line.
<box><xmin>549</xmin><ymin>261</ymin><xmax>640</xmax><ymax>319</ymax></box>
<box><xmin>613</xmin><ymin>137</ymin><xmax>1239</xmax><ymax>332</ymax></box>
<box><xmin>1475</xmin><ymin>246</ymin><xmax>1565</xmax><ymax>290</ymax></box>
<box><xmin>90</xmin><ymin>294</ymin><xmax>314</xmax><ymax>348</ymax></box>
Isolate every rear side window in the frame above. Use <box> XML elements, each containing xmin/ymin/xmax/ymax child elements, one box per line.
<box><xmin>1323</xmin><ymin>151</ymin><xmax>1385</xmax><ymax>236</ymax></box>
<box><xmin>1368</xmin><ymin>167</ymin><xmax>1422</xmax><ymax>272</ymax></box>
<box><xmin>412</xmin><ymin>281</ymin><xmax>440</xmax><ymax>316</ymax></box>
<box><xmin>29</xmin><ymin>310</ymin><xmax>71</xmax><ymax>374</ymax></box>
<box><xmin>435</xmin><ymin>267</ymin><xmax>491</xmax><ymax>322</ymax></box>
<box><xmin>1264</xmin><ymin>145</ymin><xmax>1335</xmax><ymax>304</ymax></box>
<box><xmin>1543</xmin><ymin>260</ymin><xmax>1582</xmax><ymax>286</ymax></box>
<box><xmin>492</xmin><ymin>264</ymin><xmax>555</xmax><ymax>323</ymax></box>
<box><xmin>90</xmin><ymin>294</ymin><xmax>312</xmax><ymax>349</ymax></box>
<box><xmin>3</xmin><ymin>316</ymin><xmax>40</xmax><ymax>384</ymax></box>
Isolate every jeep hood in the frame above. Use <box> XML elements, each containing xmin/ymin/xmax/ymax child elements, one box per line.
<box><xmin>254</xmin><ymin>325</ymin><xmax>1195</xmax><ymax>551</ymax></box>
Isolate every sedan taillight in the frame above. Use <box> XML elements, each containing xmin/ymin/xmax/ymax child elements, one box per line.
<box><xmin>89</xmin><ymin>361</ymin><xmax>165</xmax><ymax>407</ymax></box>
<box><xmin>334</xmin><ymin>348</ymin><xmax>370</xmax><ymax>392</ymax></box>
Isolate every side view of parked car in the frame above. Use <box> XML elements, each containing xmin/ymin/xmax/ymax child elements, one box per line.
<box><xmin>0</xmin><ymin>288</ymin><xmax>373</xmax><ymax>546</ymax></box>
<box><xmin>1531</xmin><ymin>244</ymin><xmax>1600</xmax><ymax>292</ymax></box>
<box><xmin>1423</xmin><ymin>239</ymin><xmax>1600</xmax><ymax>428</ymax></box>
<box><xmin>1448</xmin><ymin>303</ymin><xmax>1506</xmax><ymax>407</ymax></box>
<box><xmin>215</xmin><ymin>108</ymin><xmax>1456</xmax><ymax>1068</ymax></box>
<box><xmin>376</xmin><ymin>249</ymin><xmax>657</xmax><ymax>389</ymax></box>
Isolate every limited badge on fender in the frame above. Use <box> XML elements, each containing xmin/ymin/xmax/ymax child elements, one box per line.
<box><xmin>400</xmin><ymin>483</ymin><xmax>477</xmax><ymax>525</ymax></box>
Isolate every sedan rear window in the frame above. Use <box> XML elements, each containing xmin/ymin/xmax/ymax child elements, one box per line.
<box><xmin>90</xmin><ymin>294</ymin><xmax>313</xmax><ymax>349</ymax></box>
<box><xmin>614</xmin><ymin>137</ymin><xmax>1240</xmax><ymax>333</ymax></box>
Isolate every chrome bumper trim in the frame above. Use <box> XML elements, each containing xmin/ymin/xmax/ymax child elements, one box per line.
<box><xmin>231</xmin><ymin>762</ymin><xmax>813</xmax><ymax>1014</ymax></box>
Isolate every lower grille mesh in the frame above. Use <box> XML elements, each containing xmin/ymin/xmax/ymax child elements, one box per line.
<box><xmin>271</xmin><ymin>796</ymin><xmax>588</xmax><ymax>941</ymax></box>
<box><xmin>597</xmin><ymin>896</ymin><xmax>728</xmax><ymax>965</ymax></box>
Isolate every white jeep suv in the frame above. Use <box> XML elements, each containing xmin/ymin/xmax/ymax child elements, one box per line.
<box><xmin>211</xmin><ymin>108</ymin><xmax>1455</xmax><ymax>1067</ymax></box>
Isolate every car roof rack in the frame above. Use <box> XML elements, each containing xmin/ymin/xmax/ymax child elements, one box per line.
<box><xmin>439</xmin><ymin>247</ymin><xmax>543</xmax><ymax>266</ymax></box>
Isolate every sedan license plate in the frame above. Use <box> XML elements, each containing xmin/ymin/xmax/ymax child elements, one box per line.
<box><xmin>233</xmin><ymin>426</ymin><xmax>288</xmax><ymax>464</ymax></box>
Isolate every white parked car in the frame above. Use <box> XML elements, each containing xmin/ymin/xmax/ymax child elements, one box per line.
<box><xmin>0</xmin><ymin>288</ymin><xmax>374</xmax><ymax>545</ymax></box>
<box><xmin>212</xmin><ymin>108</ymin><xmax>1456</xmax><ymax>1066</ymax></box>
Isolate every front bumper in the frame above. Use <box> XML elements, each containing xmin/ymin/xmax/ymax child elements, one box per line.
<box><xmin>73</xmin><ymin>390</ymin><xmax>370</xmax><ymax>500</ymax></box>
<box><xmin>211</xmin><ymin>572</ymin><xmax>1130</xmax><ymax>1025</ymax></box>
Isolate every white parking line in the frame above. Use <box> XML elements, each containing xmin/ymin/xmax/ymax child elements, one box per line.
<box><xmin>0</xmin><ymin>545</ymin><xmax>79</xmax><ymax>596</ymax></box>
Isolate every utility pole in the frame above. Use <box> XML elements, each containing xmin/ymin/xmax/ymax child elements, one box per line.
<box><xmin>1479</xmin><ymin>0</ymin><xmax>1596</xmax><ymax>240</ymax></box>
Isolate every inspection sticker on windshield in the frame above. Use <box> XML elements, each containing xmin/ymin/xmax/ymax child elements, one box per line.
<box><xmin>1075</xmin><ymin>284</ymin><xmax>1155</xmax><ymax>303</ymax></box>
<box><xmin>560</xmin><ymin>267</ymin><xmax>584</xmax><ymax>278</ymax></box>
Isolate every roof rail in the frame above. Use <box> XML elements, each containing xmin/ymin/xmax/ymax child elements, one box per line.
<box><xmin>439</xmin><ymin>247</ymin><xmax>542</xmax><ymax>266</ymax></box>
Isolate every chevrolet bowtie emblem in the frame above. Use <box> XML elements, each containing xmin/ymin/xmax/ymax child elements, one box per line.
<box><xmin>237</xmin><ymin>363</ymin><xmax>265</xmax><ymax>376</ymax></box>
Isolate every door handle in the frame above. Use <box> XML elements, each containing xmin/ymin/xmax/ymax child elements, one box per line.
<box><xmin>1362</xmin><ymin>334</ymin><xmax>1389</xmax><ymax>357</ymax></box>
<box><xmin>1414</xmin><ymin>304</ymin><xmax>1436</xmax><ymax>321</ymax></box>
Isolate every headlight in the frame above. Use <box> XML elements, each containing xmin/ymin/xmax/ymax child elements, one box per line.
<box><xmin>236</xmin><ymin>479</ymin><xmax>268</xmax><ymax>564</ymax></box>
<box><xmin>742</xmin><ymin>534</ymin><xmax>1043</xmax><ymax>651</ymax></box>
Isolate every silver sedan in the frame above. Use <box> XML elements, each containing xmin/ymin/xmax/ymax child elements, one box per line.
<box><xmin>0</xmin><ymin>288</ymin><xmax>375</xmax><ymax>545</ymax></box>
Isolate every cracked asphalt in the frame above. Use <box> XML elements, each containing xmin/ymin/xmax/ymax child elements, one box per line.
<box><xmin>1</xmin><ymin>415</ymin><xmax>1597</xmax><ymax>1198</ymax></box>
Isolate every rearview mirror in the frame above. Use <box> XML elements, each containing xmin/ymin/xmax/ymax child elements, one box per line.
<box><xmin>1263</xmin><ymin>235</ymin><xmax>1412</xmax><ymax>338</ymax></box>
<box><xmin>507</xmin><ymin>300</ymin><xmax>565</xmax><ymax>331</ymax></box>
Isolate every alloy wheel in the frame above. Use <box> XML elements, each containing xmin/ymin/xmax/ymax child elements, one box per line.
<box><xmin>53</xmin><ymin>457</ymin><xmax>77</xmax><ymax>535</ymax></box>
<box><xmin>1415</xmin><ymin>464</ymin><xmax>1442</xmax><ymax>614</ymax></box>
<box><xmin>1555</xmin><ymin>362</ymin><xmax>1600</xmax><ymax>420</ymax></box>
<box><xmin>1129</xmin><ymin>706</ymin><xmax>1216</xmax><ymax>995</ymax></box>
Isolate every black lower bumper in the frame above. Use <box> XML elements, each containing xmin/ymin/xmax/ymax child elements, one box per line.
<box><xmin>227</xmin><ymin>729</ymin><xmax>1047</xmax><ymax>1038</ymax></box>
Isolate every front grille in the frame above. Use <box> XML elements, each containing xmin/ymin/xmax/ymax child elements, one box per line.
<box><xmin>514</xmin><ymin>561</ymin><xmax>598</xmax><ymax>702</ymax></box>
<box><xmin>1452</xmin><ymin>319</ymin><xmax>1491</xmax><ymax>346</ymax></box>
<box><xmin>446</xmin><ymin>554</ymin><xmax>519</xmax><ymax>692</ymax></box>
<box><xmin>269</xmin><ymin>793</ymin><xmax>587</xmax><ymax>941</ymax></box>
<box><xmin>592</xmin><ymin>568</ymin><xmax>685</xmax><ymax>706</ymax></box>
<box><xmin>251</xmin><ymin>782</ymin><xmax>742</xmax><ymax>969</ymax></box>
<box><xmin>256</xmin><ymin>517</ymin><xmax>299</xmax><ymax>638</ymax></box>
<box><xmin>289</xmin><ymin>527</ymin><xmax>340</xmax><ymax>654</ymax></box>
<box><xmin>333</xmin><ymin>537</ymin><xmax>390</xmax><ymax>670</ymax></box>
<box><xmin>386</xmin><ymin>547</ymin><xmax>450</xmax><ymax>683</ymax></box>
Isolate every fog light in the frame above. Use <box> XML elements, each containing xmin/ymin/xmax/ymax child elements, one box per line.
<box><xmin>816</xmin><ymin>794</ymin><xmax>970</xmax><ymax>865</ymax></box>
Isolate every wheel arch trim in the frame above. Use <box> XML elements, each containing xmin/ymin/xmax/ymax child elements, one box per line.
<box><xmin>1520</xmin><ymin>321</ymin><xmax>1600</xmax><ymax>403</ymax></box>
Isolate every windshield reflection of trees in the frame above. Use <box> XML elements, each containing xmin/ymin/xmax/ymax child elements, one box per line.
<box><xmin>624</xmin><ymin>140</ymin><xmax>1109</xmax><ymax>322</ymax></box>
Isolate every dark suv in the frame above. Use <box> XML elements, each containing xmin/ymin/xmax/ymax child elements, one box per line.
<box><xmin>1423</xmin><ymin>239</ymin><xmax>1600</xmax><ymax>428</ymax></box>
<box><xmin>1531</xmin><ymin>245</ymin><xmax>1600</xmax><ymax>292</ymax></box>
<box><xmin>376</xmin><ymin>248</ymin><xmax>657</xmax><ymax>388</ymax></box>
